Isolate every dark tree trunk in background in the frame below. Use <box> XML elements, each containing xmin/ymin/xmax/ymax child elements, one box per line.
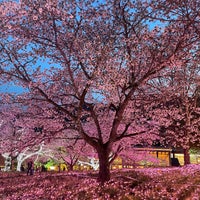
<box><xmin>68</xmin><ymin>164</ymin><xmax>74</xmax><ymax>171</ymax></box>
<box><xmin>183</xmin><ymin>148</ymin><xmax>190</xmax><ymax>165</ymax></box>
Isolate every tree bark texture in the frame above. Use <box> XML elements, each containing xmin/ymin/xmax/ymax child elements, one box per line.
<box><xmin>97</xmin><ymin>146</ymin><xmax>111</xmax><ymax>184</ymax></box>
<box><xmin>183</xmin><ymin>148</ymin><xmax>190</xmax><ymax>165</ymax></box>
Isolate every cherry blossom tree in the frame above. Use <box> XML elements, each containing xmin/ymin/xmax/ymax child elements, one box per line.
<box><xmin>0</xmin><ymin>103</ymin><xmax>62</xmax><ymax>170</ymax></box>
<box><xmin>151</xmin><ymin>59</ymin><xmax>200</xmax><ymax>165</ymax></box>
<box><xmin>16</xmin><ymin>142</ymin><xmax>53</xmax><ymax>171</ymax></box>
<box><xmin>0</xmin><ymin>0</ymin><xmax>199</xmax><ymax>183</ymax></box>
<box><xmin>49</xmin><ymin>139</ymin><xmax>87</xmax><ymax>171</ymax></box>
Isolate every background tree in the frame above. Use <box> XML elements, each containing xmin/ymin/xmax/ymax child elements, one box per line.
<box><xmin>0</xmin><ymin>102</ymin><xmax>63</xmax><ymax>170</ymax></box>
<box><xmin>16</xmin><ymin>142</ymin><xmax>52</xmax><ymax>172</ymax></box>
<box><xmin>151</xmin><ymin>57</ymin><xmax>200</xmax><ymax>165</ymax></box>
<box><xmin>50</xmin><ymin>139</ymin><xmax>87</xmax><ymax>171</ymax></box>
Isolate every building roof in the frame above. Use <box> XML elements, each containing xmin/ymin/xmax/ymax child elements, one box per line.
<box><xmin>133</xmin><ymin>147</ymin><xmax>172</xmax><ymax>152</ymax></box>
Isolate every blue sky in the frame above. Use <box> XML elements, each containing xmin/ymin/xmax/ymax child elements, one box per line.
<box><xmin>0</xmin><ymin>83</ymin><xmax>25</xmax><ymax>94</ymax></box>
<box><xmin>0</xmin><ymin>0</ymin><xmax>166</xmax><ymax>95</ymax></box>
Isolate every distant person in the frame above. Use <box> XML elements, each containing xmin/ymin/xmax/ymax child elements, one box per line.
<box><xmin>27</xmin><ymin>161</ymin><xmax>34</xmax><ymax>175</ymax></box>
<box><xmin>171</xmin><ymin>158</ymin><xmax>181</xmax><ymax>167</ymax></box>
<box><xmin>20</xmin><ymin>165</ymin><xmax>25</xmax><ymax>172</ymax></box>
<box><xmin>41</xmin><ymin>165</ymin><xmax>46</xmax><ymax>172</ymax></box>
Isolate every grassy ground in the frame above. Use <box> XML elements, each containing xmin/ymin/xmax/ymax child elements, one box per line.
<box><xmin>1</xmin><ymin>165</ymin><xmax>200</xmax><ymax>199</ymax></box>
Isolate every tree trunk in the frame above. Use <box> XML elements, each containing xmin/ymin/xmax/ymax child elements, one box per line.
<box><xmin>3</xmin><ymin>154</ymin><xmax>11</xmax><ymax>171</ymax></box>
<box><xmin>183</xmin><ymin>148</ymin><xmax>190</xmax><ymax>165</ymax></box>
<box><xmin>68</xmin><ymin>164</ymin><xmax>74</xmax><ymax>171</ymax></box>
<box><xmin>17</xmin><ymin>160</ymin><xmax>23</xmax><ymax>172</ymax></box>
<box><xmin>97</xmin><ymin>146</ymin><xmax>111</xmax><ymax>184</ymax></box>
<box><xmin>17</xmin><ymin>154</ymin><xmax>24</xmax><ymax>172</ymax></box>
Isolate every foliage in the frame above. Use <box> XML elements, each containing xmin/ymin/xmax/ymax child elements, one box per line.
<box><xmin>0</xmin><ymin>0</ymin><xmax>200</xmax><ymax>182</ymax></box>
<box><xmin>1</xmin><ymin>165</ymin><xmax>200</xmax><ymax>199</ymax></box>
<box><xmin>44</xmin><ymin>159</ymin><xmax>58</xmax><ymax>168</ymax></box>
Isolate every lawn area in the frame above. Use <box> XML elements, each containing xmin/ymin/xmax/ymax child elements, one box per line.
<box><xmin>1</xmin><ymin>165</ymin><xmax>200</xmax><ymax>199</ymax></box>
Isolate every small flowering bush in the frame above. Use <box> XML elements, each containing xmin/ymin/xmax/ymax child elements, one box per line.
<box><xmin>1</xmin><ymin>165</ymin><xmax>200</xmax><ymax>199</ymax></box>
